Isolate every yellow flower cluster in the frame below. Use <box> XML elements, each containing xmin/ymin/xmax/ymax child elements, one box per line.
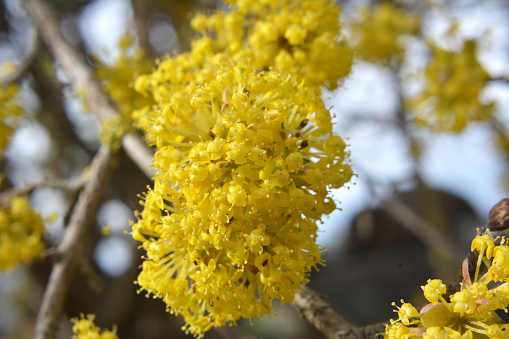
<box><xmin>408</xmin><ymin>40</ymin><xmax>494</xmax><ymax>132</ymax></box>
<box><xmin>191</xmin><ymin>0</ymin><xmax>352</xmax><ymax>90</ymax></box>
<box><xmin>133</xmin><ymin>0</ymin><xmax>352</xmax><ymax>144</ymax></box>
<box><xmin>0</xmin><ymin>192</ymin><xmax>46</xmax><ymax>271</ymax></box>
<box><xmin>348</xmin><ymin>3</ymin><xmax>420</xmax><ymax>65</ymax></box>
<box><xmin>133</xmin><ymin>59</ymin><xmax>352</xmax><ymax>337</ymax></box>
<box><xmin>131</xmin><ymin>1</ymin><xmax>353</xmax><ymax>337</ymax></box>
<box><xmin>0</xmin><ymin>65</ymin><xmax>23</xmax><ymax>158</ymax></box>
<box><xmin>71</xmin><ymin>314</ymin><xmax>118</xmax><ymax>339</ymax></box>
<box><xmin>386</xmin><ymin>231</ymin><xmax>509</xmax><ymax>339</ymax></box>
<box><xmin>95</xmin><ymin>33</ymin><xmax>153</xmax><ymax>151</ymax></box>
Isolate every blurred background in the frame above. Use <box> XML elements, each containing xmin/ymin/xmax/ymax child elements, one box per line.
<box><xmin>0</xmin><ymin>0</ymin><xmax>508</xmax><ymax>338</ymax></box>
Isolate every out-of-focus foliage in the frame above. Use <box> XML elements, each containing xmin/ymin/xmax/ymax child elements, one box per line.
<box><xmin>348</xmin><ymin>3</ymin><xmax>420</xmax><ymax>65</ymax></box>
<box><xmin>407</xmin><ymin>40</ymin><xmax>494</xmax><ymax>132</ymax></box>
<box><xmin>71</xmin><ymin>314</ymin><xmax>118</xmax><ymax>339</ymax></box>
<box><xmin>0</xmin><ymin>180</ymin><xmax>45</xmax><ymax>271</ymax></box>
<box><xmin>95</xmin><ymin>33</ymin><xmax>153</xmax><ymax>151</ymax></box>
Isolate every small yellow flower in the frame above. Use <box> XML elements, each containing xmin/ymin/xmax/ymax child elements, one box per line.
<box><xmin>489</xmin><ymin>246</ymin><xmax>509</xmax><ymax>282</ymax></box>
<box><xmin>471</xmin><ymin>230</ymin><xmax>496</xmax><ymax>259</ymax></box>
<box><xmin>422</xmin><ymin>279</ymin><xmax>446</xmax><ymax>305</ymax></box>
<box><xmin>392</xmin><ymin>300</ymin><xmax>420</xmax><ymax>326</ymax></box>
<box><xmin>423</xmin><ymin>327</ymin><xmax>446</xmax><ymax>339</ymax></box>
<box><xmin>71</xmin><ymin>314</ymin><xmax>118</xmax><ymax>339</ymax></box>
<box><xmin>450</xmin><ymin>289</ymin><xmax>476</xmax><ymax>314</ymax></box>
<box><xmin>385</xmin><ymin>322</ymin><xmax>413</xmax><ymax>339</ymax></box>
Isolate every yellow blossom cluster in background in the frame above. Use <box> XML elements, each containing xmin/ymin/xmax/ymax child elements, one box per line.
<box><xmin>133</xmin><ymin>0</ymin><xmax>353</xmax><ymax>140</ymax></box>
<box><xmin>189</xmin><ymin>0</ymin><xmax>352</xmax><ymax>90</ymax></box>
<box><xmin>348</xmin><ymin>3</ymin><xmax>420</xmax><ymax>65</ymax></box>
<box><xmin>131</xmin><ymin>0</ymin><xmax>353</xmax><ymax>336</ymax></box>
<box><xmin>407</xmin><ymin>40</ymin><xmax>494</xmax><ymax>132</ymax></box>
<box><xmin>71</xmin><ymin>314</ymin><xmax>118</xmax><ymax>339</ymax></box>
<box><xmin>95</xmin><ymin>33</ymin><xmax>153</xmax><ymax>151</ymax></box>
<box><xmin>386</xmin><ymin>231</ymin><xmax>509</xmax><ymax>339</ymax></box>
<box><xmin>0</xmin><ymin>184</ymin><xmax>46</xmax><ymax>271</ymax></box>
<box><xmin>0</xmin><ymin>63</ymin><xmax>23</xmax><ymax>158</ymax></box>
<box><xmin>346</xmin><ymin>3</ymin><xmax>495</xmax><ymax>135</ymax></box>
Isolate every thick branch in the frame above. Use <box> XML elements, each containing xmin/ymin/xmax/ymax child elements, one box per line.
<box><xmin>25</xmin><ymin>0</ymin><xmax>153</xmax><ymax>178</ymax></box>
<box><xmin>292</xmin><ymin>288</ymin><xmax>385</xmax><ymax>339</ymax></box>
<box><xmin>33</xmin><ymin>145</ymin><xmax>117</xmax><ymax>339</ymax></box>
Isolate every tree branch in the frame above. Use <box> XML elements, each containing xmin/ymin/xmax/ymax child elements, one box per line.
<box><xmin>33</xmin><ymin>145</ymin><xmax>117</xmax><ymax>339</ymax></box>
<box><xmin>25</xmin><ymin>0</ymin><xmax>153</xmax><ymax>178</ymax></box>
<box><xmin>384</xmin><ymin>197</ymin><xmax>465</xmax><ymax>264</ymax></box>
<box><xmin>0</xmin><ymin>175</ymin><xmax>85</xmax><ymax>209</ymax></box>
<box><xmin>292</xmin><ymin>287</ymin><xmax>385</xmax><ymax>339</ymax></box>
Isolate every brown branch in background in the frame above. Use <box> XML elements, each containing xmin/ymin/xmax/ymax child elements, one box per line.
<box><xmin>25</xmin><ymin>0</ymin><xmax>153</xmax><ymax>178</ymax></box>
<box><xmin>384</xmin><ymin>198</ymin><xmax>465</xmax><ymax>263</ymax></box>
<box><xmin>122</xmin><ymin>133</ymin><xmax>154</xmax><ymax>177</ymax></box>
<box><xmin>131</xmin><ymin>0</ymin><xmax>155</xmax><ymax>57</ymax></box>
<box><xmin>292</xmin><ymin>287</ymin><xmax>385</xmax><ymax>339</ymax></box>
<box><xmin>33</xmin><ymin>145</ymin><xmax>117</xmax><ymax>339</ymax></box>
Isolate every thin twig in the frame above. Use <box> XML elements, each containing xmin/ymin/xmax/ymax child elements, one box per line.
<box><xmin>488</xmin><ymin>77</ymin><xmax>509</xmax><ymax>84</ymax></box>
<box><xmin>0</xmin><ymin>175</ymin><xmax>85</xmax><ymax>209</ymax></box>
<box><xmin>25</xmin><ymin>0</ymin><xmax>153</xmax><ymax>178</ymax></box>
<box><xmin>384</xmin><ymin>198</ymin><xmax>465</xmax><ymax>264</ymax></box>
<box><xmin>33</xmin><ymin>145</ymin><xmax>117</xmax><ymax>339</ymax></box>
